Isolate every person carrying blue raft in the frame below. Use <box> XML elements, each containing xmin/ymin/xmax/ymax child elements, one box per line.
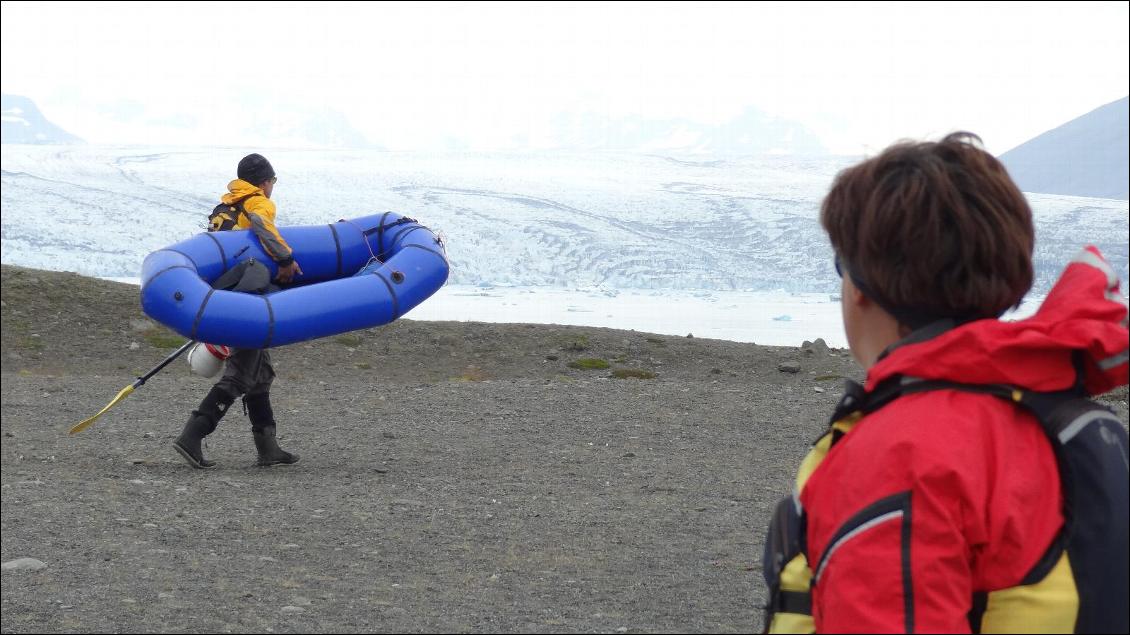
<box><xmin>172</xmin><ymin>153</ymin><xmax>302</xmax><ymax>469</ymax></box>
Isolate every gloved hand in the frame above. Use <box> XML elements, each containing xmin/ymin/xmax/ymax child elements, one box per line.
<box><xmin>276</xmin><ymin>260</ymin><xmax>303</xmax><ymax>284</ymax></box>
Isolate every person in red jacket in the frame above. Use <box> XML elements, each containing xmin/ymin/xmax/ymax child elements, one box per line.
<box><xmin>762</xmin><ymin>132</ymin><xmax>1129</xmax><ymax>633</ymax></box>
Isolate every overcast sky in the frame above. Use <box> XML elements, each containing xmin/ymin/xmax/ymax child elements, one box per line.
<box><xmin>2</xmin><ymin>1</ymin><xmax>1127</xmax><ymax>154</ymax></box>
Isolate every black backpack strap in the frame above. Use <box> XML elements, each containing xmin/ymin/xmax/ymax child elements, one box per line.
<box><xmin>829</xmin><ymin>379</ymin><xmax>868</xmax><ymax>423</ymax></box>
<box><xmin>861</xmin><ymin>374</ymin><xmax>1093</xmax><ymax>440</ymax></box>
<box><xmin>829</xmin><ymin>376</ymin><xmax>1019</xmax><ymax>429</ymax></box>
<box><xmin>868</xmin><ymin>376</ymin><xmax>1021</xmax><ymax>411</ymax></box>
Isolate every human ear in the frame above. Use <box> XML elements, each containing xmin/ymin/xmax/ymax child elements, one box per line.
<box><xmin>845</xmin><ymin>276</ymin><xmax>869</xmax><ymax>309</ymax></box>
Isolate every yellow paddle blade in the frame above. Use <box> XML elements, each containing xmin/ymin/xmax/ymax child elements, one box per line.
<box><xmin>69</xmin><ymin>384</ymin><xmax>135</xmax><ymax>435</ymax></box>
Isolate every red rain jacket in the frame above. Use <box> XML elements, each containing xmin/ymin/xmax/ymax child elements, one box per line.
<box><xmin>800</xmin><ymin>246</ymin><xmax>1129</xmax><ymax>632</ymax></box>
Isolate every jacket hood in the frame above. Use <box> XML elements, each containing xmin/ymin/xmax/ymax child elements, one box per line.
<box><xmin>868</xmin><ymin>246</ymin><xmax>1129</xmax><ymax>396</ymax></box>
<box><xmin>222</xmin><ymin>179</ymin><xmax>265</xmax><ymax>204</ymax></box>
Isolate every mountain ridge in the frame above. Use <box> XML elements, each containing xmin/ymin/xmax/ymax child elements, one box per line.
<box><xmin>1</xmin><ymin>94</ymin><xmax>84</xmax><ymax>145</ymax></box>
<box><xmin>999</xmin><ymin>96</ymin><xmax>1129</xmax><ymax>200</ymax></box>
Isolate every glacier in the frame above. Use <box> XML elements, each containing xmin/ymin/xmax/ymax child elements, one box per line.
<box><xmin>1</xmin><ymin>145</ymin><xmax>1126</xmax><ymax>347</ymax></box>
<box><xmin>3</xmin><ymin>145</ymin><xmax>1125</xmax><ymax>292</ymax></box>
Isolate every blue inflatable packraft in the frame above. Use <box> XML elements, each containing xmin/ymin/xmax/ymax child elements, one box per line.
<box><xmin>140</xmin><ymin>212</ymin><xmax>449</xmax><ymax>348</ymax></box>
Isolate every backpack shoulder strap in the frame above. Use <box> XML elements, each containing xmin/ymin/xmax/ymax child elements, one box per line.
<box><xmin>864</xmin><ymin>376</ymin><xmax>1020</xmax><ymax>412</ymax></box>
<box><xmin>861</xmin><ymin>374</ymin><xmax>1092</xmax><ymax>436</ymax></box>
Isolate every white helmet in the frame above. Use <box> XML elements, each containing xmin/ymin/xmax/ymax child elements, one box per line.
<box><xmin>187</xmin><ymin>342</ymin><xmax>232</xmax><ymax>378</ymax></box>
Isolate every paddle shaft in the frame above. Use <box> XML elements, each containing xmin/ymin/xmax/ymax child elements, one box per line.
<box><xmin>135</xmin><ymin>339</ymin><xmax>196</xmax><ymax>388</ymax></box>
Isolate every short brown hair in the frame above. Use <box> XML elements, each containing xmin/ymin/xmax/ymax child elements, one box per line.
<box><xmin>821</xmin><ymin>131</ymin><xmax>1034</xmax><ymax>327</ymax></box>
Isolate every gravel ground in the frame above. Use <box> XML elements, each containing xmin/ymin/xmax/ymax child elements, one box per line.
<box><xmin>2</xmin><ymin>265</ymin><xmax>1125</xmax><ymax>633</ymax></box>
<box><xmin>1</xmin><ymin>265</ymin><xmax>864</xmax><ymax>633</ymax></box>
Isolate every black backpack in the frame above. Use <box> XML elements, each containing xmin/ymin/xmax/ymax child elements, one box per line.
<box><xmin>763</xmin><ymin>373</ymin><xmax>1130</xmax><ymax>633</ymax></box>
<box><xmin>206</xmin><ymin>194</ymin><xmax>278</xmax><ymax>295</ymax></box>
<box><xmin>859</xmin><ymin>376</ymin><xmax>1129</xmax><ymax>633</ymax></box>
<box><xmin>208</xmin><ymin>195</ymin><xmax>257</xmax><ymax>232</ymax></box>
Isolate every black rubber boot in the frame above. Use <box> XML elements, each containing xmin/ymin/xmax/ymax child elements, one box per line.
<box><xmin>172</xmin><ymin>386</ymin><xmax>234</xmax><ymax>469</ymax></box>
<box><xmin>246</xmin><ymin>393</ymin><xmax>299</xmax><ymax>466</ymax></box>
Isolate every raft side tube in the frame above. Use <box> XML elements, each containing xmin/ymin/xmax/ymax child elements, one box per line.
<box><xmin>140</xmin><ymin>270</ymin><xmax>211</xmax><ymax>341</ymax></box>
<box><xmin>191</xmin><ymin>290</ymin><xmax>274</xmax><ymax>348</ymax></box>
<box><xmin>269</xmin><ymin>275</ymin><xmax>399</xmax><ymax>345</ymax></box>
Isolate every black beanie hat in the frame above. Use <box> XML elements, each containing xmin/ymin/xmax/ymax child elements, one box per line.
<box><xmin>237</xmin><ymin>153</ymin><xmax>276</xmax><ymax>185</ymax></box>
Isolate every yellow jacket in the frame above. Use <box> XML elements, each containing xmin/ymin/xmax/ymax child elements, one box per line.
<box><xmin>220</xmin><ymin>180</ymin><xmax>294</xmax><ymax>266</ymax></box>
